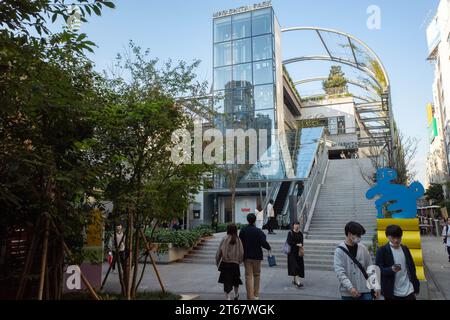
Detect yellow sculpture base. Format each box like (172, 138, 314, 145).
(377, 218, 426, 281)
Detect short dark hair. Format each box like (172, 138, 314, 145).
(247, 213, 256, 224)
(292, 221, 300, 226)
(344, 221, 366, 237)
(385, 225, 403, 238)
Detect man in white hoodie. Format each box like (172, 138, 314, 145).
(333, 221, 379, 300)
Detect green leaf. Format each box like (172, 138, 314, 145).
(51, 13, 58, 23)
(102, 1, 116, 8)
(92, 5, 101, 16)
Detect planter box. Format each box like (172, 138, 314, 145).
(153, 243, 191, 264)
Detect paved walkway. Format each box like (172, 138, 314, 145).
(422, 235, 450, 300)
(101, 261, 341, 300)
(101, 230, 342, 300)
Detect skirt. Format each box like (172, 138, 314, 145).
(218, 262, 243, 288)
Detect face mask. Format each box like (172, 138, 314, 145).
(389, 240, 401, 247)
(352, 236, 361, 244)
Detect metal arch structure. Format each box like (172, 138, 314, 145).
(281, 26, 395, 150)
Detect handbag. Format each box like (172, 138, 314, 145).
(337, 246, 376, 300)
(282, 231, 292, 254)
(267, 253, 277, 267)
(298, 246, 305, 257)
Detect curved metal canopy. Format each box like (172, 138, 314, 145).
(281, 26, 393, 149)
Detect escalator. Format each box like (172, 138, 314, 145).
(272, 181, 292, 229)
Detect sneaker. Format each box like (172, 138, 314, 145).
(253, 296, 259, 300)
(234, 294, 239, 300)
(296, 283, 304, 288)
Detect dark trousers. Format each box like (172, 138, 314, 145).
(386, 293, 416, 301)
(447, 246, 450, 261)
(112, 251, 126, 271)
(268, 217, 275, 233)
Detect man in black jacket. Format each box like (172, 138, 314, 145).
(239, 213, 271, 300)
(376, 225, 420, 300)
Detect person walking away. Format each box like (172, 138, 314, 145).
(376, 225, 420, 300)
(108, 224, 126, 273)
(333, 221, 378, 300)
(266, 199, 276, 235)
(212, 211, 219, 233)
(442, 219, 450, 263)
(287, 222, 305, 288)
(239, 213, 272, 300)
(216, 224, 244, 300)
(255, 205, 264, 230)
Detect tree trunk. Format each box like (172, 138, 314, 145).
(131, 223, 140, 299)
(126, 209, 133, 300)
(37, 217, 50, 300)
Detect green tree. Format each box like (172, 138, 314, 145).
(425, 184, 444, 204)
(322, 66, 348, 95)
(0, 0, 115, 299)
(86, 42, 210, 299)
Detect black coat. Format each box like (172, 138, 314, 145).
(375, 244, 420, 299)
(239, 224, 271, 260)
(287, 230, 304, 277)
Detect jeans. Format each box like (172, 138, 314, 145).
(244, 259, 262, 300)
(342, 293, 373, 300)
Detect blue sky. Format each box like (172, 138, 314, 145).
(77, 0, 440, 184)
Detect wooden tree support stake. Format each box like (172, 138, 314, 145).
(140, 230, 165, 293)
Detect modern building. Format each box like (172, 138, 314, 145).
(187, 1, 397, 228)
(425, 102, 448, 186)
(426, 0, 450, 186)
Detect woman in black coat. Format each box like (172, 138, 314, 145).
(287, 222, 305, 288)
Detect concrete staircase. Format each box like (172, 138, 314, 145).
(181, 234, 337, 271)
(181, 159, 377, 272)
(303, 159, 377, 269)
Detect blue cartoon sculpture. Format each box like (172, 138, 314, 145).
(366, 168, 424, 219)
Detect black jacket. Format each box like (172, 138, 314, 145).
(375, 244, 420, 299)
(239, 224, 271, 260)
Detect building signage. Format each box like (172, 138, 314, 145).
(332, 141, 358, 150)
(213, 1, 271, 18)
(428, 117, 438, 143)
(297, 118, 328, 128)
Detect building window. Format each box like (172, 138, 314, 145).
(233, 63, 253, 88)
(232, 12, 251, 39)
(214, 42, 232, 67)
(337, 117, 346, 134)
(233, 38, 252, 64)
(253, 34, 273, 61)
(214, 16, 232, 43)
(214, 66, 232, 91)
(254, 84, 274, 110)
(252, 8, 272, 36)
(253, 60, 273, 85)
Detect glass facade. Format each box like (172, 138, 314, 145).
(213, 7, 276, 188)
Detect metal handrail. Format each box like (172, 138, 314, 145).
(297, 145, 329, 232)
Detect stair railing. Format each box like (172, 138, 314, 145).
(297, 145, 329, 233)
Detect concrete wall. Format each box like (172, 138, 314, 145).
(301, 97, 356, 133)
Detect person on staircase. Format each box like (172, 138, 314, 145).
(286, 222, 305, 288)
(239, 213, 272, 300)
(215, 224, 244, 300)
(266, 199, 276, 235)
(333, 221, 377, 300)
(255, 205, 264, 230)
